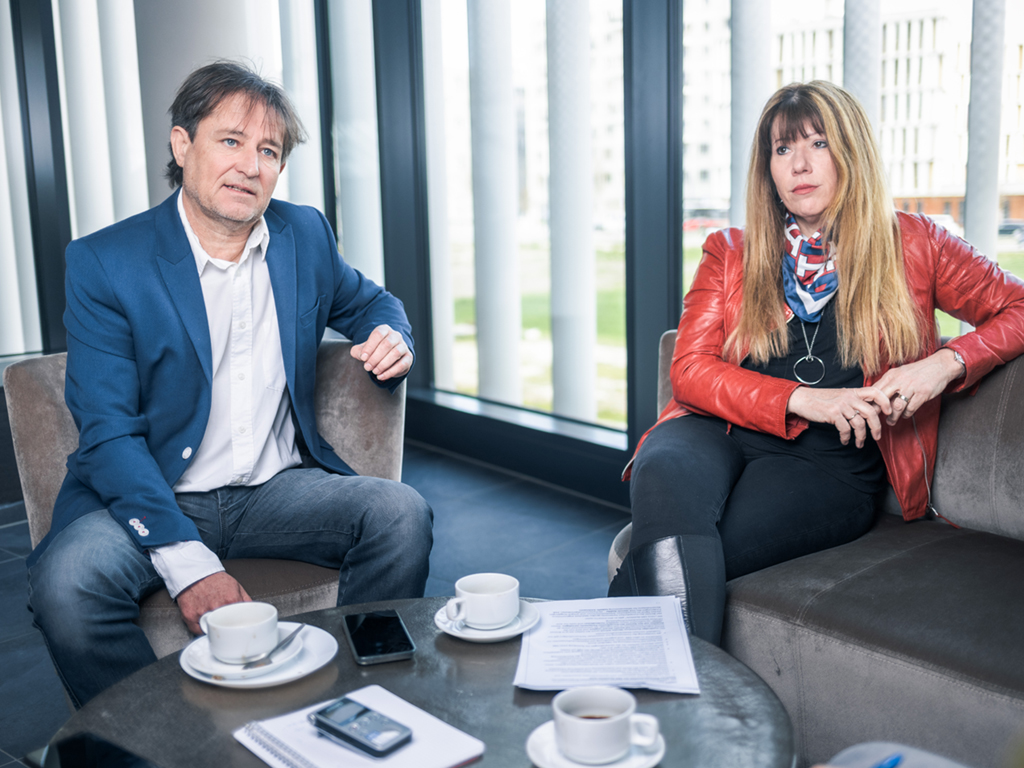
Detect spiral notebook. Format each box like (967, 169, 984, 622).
(233, 685, 484, 768)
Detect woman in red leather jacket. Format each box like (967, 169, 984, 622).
(609, 81, 1024, 645)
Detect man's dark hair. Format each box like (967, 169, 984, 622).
(164, 60, 307, 188)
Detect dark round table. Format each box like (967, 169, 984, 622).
(49, 597, 795, 767)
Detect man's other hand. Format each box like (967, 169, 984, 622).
(177, 572, 251, 635)
(350, 324, 413, 382)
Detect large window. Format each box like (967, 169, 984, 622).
(421, 0, 626, 429)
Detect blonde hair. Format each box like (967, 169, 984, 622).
(729, 80, 923, 375)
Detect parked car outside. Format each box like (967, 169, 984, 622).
(998, 220, 1024, 246)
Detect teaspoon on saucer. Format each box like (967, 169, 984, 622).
(241, 624, 306, 669)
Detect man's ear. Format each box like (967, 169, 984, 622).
(170, 126, 191, 167)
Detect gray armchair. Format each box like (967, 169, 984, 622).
(4, 338, 405, 659)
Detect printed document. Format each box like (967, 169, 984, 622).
(513, 596, 699, 694)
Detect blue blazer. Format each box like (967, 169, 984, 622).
(28, 191, 413, 567)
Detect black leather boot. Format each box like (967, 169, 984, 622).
(608, 534, 725, 645)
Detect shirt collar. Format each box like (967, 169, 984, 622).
(177, 190, 270, 275)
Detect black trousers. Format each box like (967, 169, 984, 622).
(623, 414, 879, 644)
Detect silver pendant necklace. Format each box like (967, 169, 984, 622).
(794, 320, 826, 385)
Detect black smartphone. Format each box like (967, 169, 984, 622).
(341, 609, 416, 665)
(308, 697, 412, 757)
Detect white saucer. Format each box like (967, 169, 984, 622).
(434, 599, 540, 643)
(526, 721, 666, 768)
(181, 624, 304, 680)
(180, 622, 338, 688)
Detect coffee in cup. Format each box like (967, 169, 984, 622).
(445, 573, 520, 630)
(199, 601, 278, 664)
(552, 686, 659, 765)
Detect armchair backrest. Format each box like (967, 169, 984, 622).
(3, 338, 405, 549)
(3, 354, 75, 547)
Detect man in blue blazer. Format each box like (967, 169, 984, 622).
(27, 61, 433, 706)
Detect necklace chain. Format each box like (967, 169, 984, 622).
(794, 320, 826, 385)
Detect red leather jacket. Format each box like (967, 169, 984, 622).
(627, 212, 1024, 520)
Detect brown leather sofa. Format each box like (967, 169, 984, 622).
(611, 331, 1024, 768)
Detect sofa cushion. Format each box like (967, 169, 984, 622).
(723, 515, 1024, 768)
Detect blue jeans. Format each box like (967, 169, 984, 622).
(27, 468, 432, 707)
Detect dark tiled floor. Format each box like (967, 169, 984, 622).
(0, 442, 628, 761)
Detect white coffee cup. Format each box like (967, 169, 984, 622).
(199, 601, 278, 664)
(552, 686, 660, 765)
(445, 573, 520, 630)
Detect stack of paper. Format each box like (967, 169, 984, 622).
(513, 596, 699, 694)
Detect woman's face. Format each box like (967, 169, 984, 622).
(769, 118, 838, 237)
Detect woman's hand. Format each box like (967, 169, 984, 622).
(872, 348, 964, 425)
(786, 385, 892, 447)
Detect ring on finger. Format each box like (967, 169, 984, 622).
(898, 393, 911, 404)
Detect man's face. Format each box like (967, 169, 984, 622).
(171, 93, 285, 236)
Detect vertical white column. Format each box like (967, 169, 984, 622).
(96, 0, 149, 221)
(547, 0, 595, 421)
(421, 0, 455, 391)
(0, 0, 41, 354)
(279, 0, 325, 210)
(843, 0, 882, 132)
(328, 0, 386, 286)
(729, 0, 772, 227)
(467, 0, 521, 405)
(57, 0, 116, 236)
(963, 0, 1005, 260)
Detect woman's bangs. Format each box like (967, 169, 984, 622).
(771, 95, 826, 144)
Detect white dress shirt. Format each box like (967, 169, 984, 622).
(150, 195, 302, 599)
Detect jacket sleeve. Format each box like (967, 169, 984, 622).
(316, 211, 415, 393)
(62, 240, 203, 551)
(670, 231, 807, 439)
(923, 219, 1024, 392)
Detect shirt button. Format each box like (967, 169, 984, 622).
(128, 518, 140, 526)
(239, 426, 247, 434)
(138, 528, 149, 537)
(238, 373, 245, 380)
(182, 447, 193, 459)
(239, 322, 247, 329)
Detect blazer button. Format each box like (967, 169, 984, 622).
(182, 447, 193, 460)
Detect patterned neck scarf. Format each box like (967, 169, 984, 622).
(781, 214, 838, 322)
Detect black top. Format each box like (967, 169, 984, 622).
(739, 302, 887, 493)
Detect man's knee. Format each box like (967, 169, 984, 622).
(363, 480, 433, 547)
(29, 512, 155, 632)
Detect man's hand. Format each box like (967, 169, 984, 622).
(786, 385, 892, 448)
(176, 572, 251, 635)
(350, 324, 413, 382)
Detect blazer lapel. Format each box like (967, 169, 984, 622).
(264, 207, 298, 389)
(155, 192, 213, 383)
